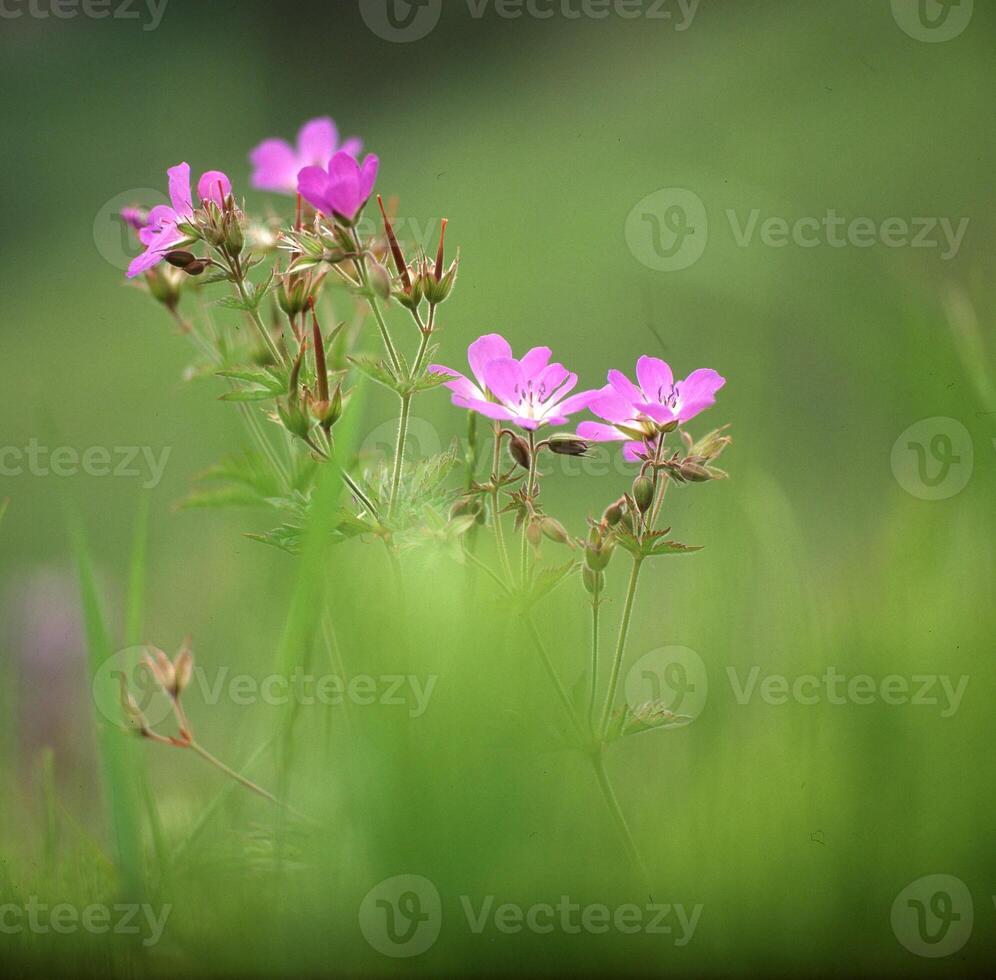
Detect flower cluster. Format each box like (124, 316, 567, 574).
(118, 112, 733, 875)
(432, 337, 726, 461)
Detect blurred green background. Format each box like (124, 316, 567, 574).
(1, 0, 994, 976)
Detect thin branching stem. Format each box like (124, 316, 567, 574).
(598, 556, 644, 740)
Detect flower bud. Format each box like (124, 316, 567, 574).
(225, 217, 245, 256)
(602, 499, 625, 526)
(451, 497, 482, 520)
(509, 436, 531, 470)
(368, 259, 392, 301)
(547, 435, 589, 457)
(146, 266, 181, 311)
(585, 537, 614, 572)
(633, 475, 655, 513)
(582, 567, 604, 596)
(278, 400, 311, 440)
(540, 517, 571, 546)
(679, 462, 712, 483)
(184, 260, 208, 276)
(526, 521, 543, 550)
(173, 641, 194, 697)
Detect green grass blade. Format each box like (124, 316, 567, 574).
(70, 514, 146, 898)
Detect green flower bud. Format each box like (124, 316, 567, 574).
(633, 475, 655, 513)
(582, 567, 604, 596)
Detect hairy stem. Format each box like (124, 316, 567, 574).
(598, 556, 644, 740)
(589, 577, 601, 735)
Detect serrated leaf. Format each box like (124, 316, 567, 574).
(349, 355, 400, 391)
(530, 560, 581, 603)
(218, 389, 279, 402)
(647, 540, 703, 557)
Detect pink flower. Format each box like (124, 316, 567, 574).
(297, 152, 379, 224)
(429, 333, 599, 431)
(126, 163, 232, 279)
(250, 117, 363, 196)
(577, 356, 725, 461)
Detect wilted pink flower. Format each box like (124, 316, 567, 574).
(249, 117, 362, 195)
(430, 333, 598, 431)
(578, 356, 725, 460)
(126, 163, 232, 279)
(297, 151, 379, 224)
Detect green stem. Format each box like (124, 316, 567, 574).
(520, 430, 538, 586)
(598, 556, 644, 740)
(230, 253, 285, 367)
(523, 614, 586, 743)
(388, 329, 432, 517)
(589, 577, 601, 735)
(388, 394, 412, 518)
(351, 228, 403, 375)
(490, 426, 514, 583)
(592, 749, 650, 888)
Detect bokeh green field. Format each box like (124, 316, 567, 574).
(1, 0, 994, 976)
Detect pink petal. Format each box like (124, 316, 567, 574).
(127, 246, 166, 278)
(607, 369, 642, 405)
(676, 398, 716, 424)
(297, 166, 331, 213)
(167, 163, 192, 217)
(512, 416, 543, 430)
(297, 117, 338, 165)
(636, 356, 674, 399)
(452, 395, 515, 421)
(623, 441, 653, 462)
(551, 389, 598, 418)
(428, 365, 483, 402)
(520, 346, 552, 378)
(534, 363, 572, 400)
(635, 401, 678, 425)
(198, 171, 232, 207)
(340, 137, 363, 159)
(589, 388, 634, 424)
(358, 154, 379, 203)
(482, 357, 525, 409)
(677, 368, 726, 404)
(467, 333, 513, 388)
(324, 152, 361, 217)
(138, 205, 178, 246)
(577, 422, 625, 443)
(249, 139, 299, 192)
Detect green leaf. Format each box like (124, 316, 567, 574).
(349, 355, 400, 392)
(218, 389, 280, 403)
(647, 539, 703, 557)
(530, 560, 581, 603)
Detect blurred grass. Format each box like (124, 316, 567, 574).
(1, 0, 994, 976)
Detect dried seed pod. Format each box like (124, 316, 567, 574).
(509, 436, 531, 470)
